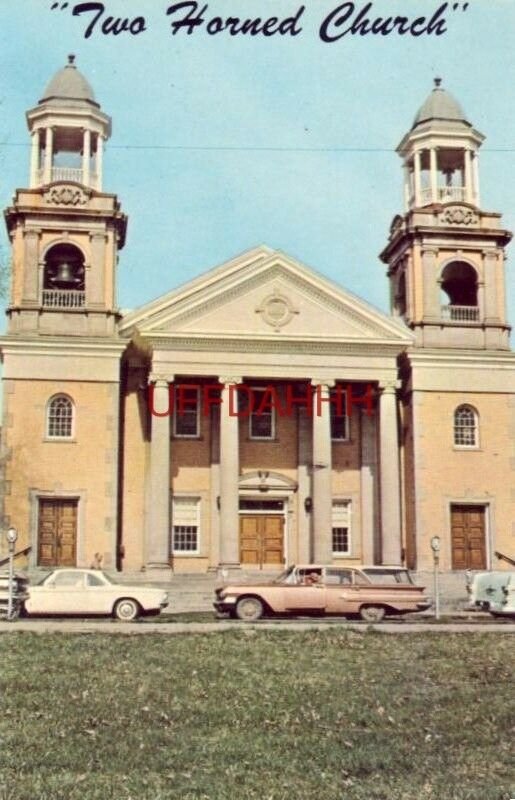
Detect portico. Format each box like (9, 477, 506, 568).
(120, 247, 411, 574)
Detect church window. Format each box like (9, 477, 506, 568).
(330, 388, 349, 441)
(173, 386, 200, 437)
(47, 394, 74, 439)
(453, 405, 479, 448)
(171, 496, 200, 554)
(249, 387, 275, 440)
(332, 500, 351, 554)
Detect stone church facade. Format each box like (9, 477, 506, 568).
(1, 59, 515, 576)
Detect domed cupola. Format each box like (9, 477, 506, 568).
(40, 55, 99, 108)
(26, 55, 111, 190)
(412, 78, 470, 129)
(397, 78, 484, 210)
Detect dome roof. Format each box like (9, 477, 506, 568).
(40, 55, 98, 107)
(412, 78, 469, 128)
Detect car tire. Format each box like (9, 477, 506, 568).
(359, 605, 386, 623)
(235, 596, 264, 622)
(113, 598, 140, 621)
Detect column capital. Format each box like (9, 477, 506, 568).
(379, 380, 401, 394)
(310, 379, 336, 390)
(148, 374, 173, 386)
(218, 376, 242, 385)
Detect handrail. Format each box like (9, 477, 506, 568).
(0, 545, 31, 568)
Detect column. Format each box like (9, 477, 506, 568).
(30, 131, 39, 188)
(464, 149, 473, 203)
(379, 383, 402, 565)
(311, 380, 334, 564)
(218, 377, 242, 568)
(88, 232, 106, 307)
(83, 129, 91, 187)
(413, 150, 422, 207)
(22, 230, 40, 304)
(208, 403, 221, 570)
(430, 148, 438, 204)
(43, 127, 53, 184)
(472, 153, 480, 206)
(422, 248, 440, 320)
(403, 165, 411, 210)
(483, 250, 499, 323)
(360, 408, 377, 564)
(96, 134, 104, 190)
(146, 377, 172, 571)
(297, 406, 312, 563)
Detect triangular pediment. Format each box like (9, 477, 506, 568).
(120, 246, 412, 346)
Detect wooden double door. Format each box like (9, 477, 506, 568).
(450, 504, 487, 570)
(38, 498, 78, 567)
(239, 515, 284, 567)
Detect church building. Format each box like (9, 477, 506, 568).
(1, 59, 514, 576)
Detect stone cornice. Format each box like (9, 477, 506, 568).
(404, 349, 515, 371)
(143, 333, 409, 357)
(0, 336, 126, 358)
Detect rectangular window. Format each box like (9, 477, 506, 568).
(330, 389, 349, 441)
(332, 500, 351, 555)
(171, 496, 200, 554)
(249, 387, 275, 440)
(173, 386, 200, 438)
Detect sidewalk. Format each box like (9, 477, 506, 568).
(1, 618, 514, 635)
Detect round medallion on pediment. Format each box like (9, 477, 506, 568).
(256, 291, 299, 330)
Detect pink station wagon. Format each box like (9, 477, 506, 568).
(214, 564, 431, 622)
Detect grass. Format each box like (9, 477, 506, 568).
(0, 631, 514, 800)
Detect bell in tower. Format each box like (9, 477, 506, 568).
(381, 79, 512, 350)
(4, 56, 126, 337)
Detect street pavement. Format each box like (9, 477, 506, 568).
(1, 618, 514, 634)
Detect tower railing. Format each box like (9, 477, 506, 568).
(42, 289, 85, 308)
(419, 186, 467, 205)
(441, 304, 480, 323)
(35, 168, 100, 189)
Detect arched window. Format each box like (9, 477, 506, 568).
(47, 395, 74, 439)
(453, 405, 478, 448)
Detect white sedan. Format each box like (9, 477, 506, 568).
(24, 569, 169, 621)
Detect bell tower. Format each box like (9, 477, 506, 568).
(4, 54, 127, 338)
(381, 78, 511, 350)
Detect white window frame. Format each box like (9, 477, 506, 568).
(331, 499, 352, 555)
(453, 404, 479, 449)
(173, 386, 201, 439)
(170, 496, 201, 555)
(46, 394, 75, 440)
(248, 386, 276, 441)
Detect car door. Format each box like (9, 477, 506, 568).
(84, 571, 114, 615)
(34, 570, 88, 614)
(325, 569, 359, 613)
(283, 568, 326, 612)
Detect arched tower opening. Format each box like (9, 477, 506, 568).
(42, 243, 85, 308)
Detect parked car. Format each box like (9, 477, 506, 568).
(0, 571, 29, 619)
(214, 564, 430, 622)
(24, 569, 169, 620)
(479, 574, 515, 618)
(465, 570, 515, 611)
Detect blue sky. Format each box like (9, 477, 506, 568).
(1, 0, 514, 317)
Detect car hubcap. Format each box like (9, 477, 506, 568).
(118, 601, 136, 619)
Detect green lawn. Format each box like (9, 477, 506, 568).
(0, 631, 513, 800)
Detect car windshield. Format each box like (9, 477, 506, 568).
(273, 566, 296, 584)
